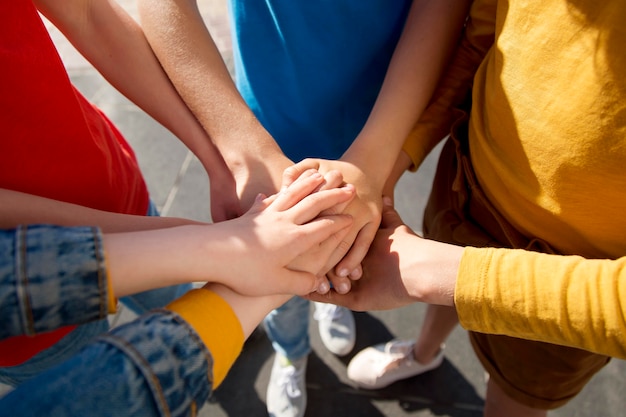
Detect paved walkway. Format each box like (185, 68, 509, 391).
(3, 2, 624, 416)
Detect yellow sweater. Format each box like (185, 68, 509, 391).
(406, 1, 626, 357)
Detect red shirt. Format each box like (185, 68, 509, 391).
(0, 0, 149, 366)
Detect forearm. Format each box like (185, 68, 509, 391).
(456, 247, 626, 359)
(35, 0, 230, 175)
(0, 189, 200, 232)
(344, 0, 471, 183)
(137, 0, 285, 177)
(403, 0, 497, 170)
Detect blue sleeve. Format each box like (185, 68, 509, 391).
(0, 310, 214, 417)
(0, 225, 109, 340)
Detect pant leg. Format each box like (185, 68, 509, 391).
(263, 296, 311, 360)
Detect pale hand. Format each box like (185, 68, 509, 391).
(283, 158, 383, 293)
(207, 169, 355, 296)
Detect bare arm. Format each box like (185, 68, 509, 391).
(35, 0, 240, 220)
(104, 170, 355, 297)
(287, 0, 471, 284)
(137, 0, 291, 210)
(0, 188, 200, 232)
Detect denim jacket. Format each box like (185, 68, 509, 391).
(0, 225, 214, 416)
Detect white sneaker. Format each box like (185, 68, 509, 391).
(347, 339, 444, 389)
(267, 354, 307, 417)
(313, 302, 356, 356)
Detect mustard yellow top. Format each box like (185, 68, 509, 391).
(457, 247, 626, 359)
(406, 0, 626, 357)
(167, 289, 244, 388)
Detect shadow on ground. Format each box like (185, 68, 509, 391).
(208, 312, 483, 416)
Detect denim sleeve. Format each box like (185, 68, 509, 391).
(0, 225, 109, 340)
(0, 310, 214, 417)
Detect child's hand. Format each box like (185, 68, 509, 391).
(207, 169, 355, 296)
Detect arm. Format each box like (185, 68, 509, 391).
(0, 173, 354, 416)
(1, 171, 353, 339)
(285, 0, 472, 283)
(0, 188, 201, 232)
(34, 0, 240, 221)
(137, 0, 291, 209)
(308, 200, 626, 360)
(0, 287, 290, 417)
(401, 0, 497, 171)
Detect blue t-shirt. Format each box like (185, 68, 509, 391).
(229, 0, 411, 161)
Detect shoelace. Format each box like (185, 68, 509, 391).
(313, 303, 343, 322)
(277, 363, 304, 398)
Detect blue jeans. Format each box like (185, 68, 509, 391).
(0, 201, 192, 386)
(263, 296, 311, 360)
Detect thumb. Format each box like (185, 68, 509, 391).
(282, 270, 319, 296)
(380, 196, 404, 228)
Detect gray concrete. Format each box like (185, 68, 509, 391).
(2, 2, 623, 416)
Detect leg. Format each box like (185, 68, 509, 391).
(413, 304, 458, 364)
(264, 296, 311, 361)
(485, 377, 547, 417)
(264, 296, 310, 417)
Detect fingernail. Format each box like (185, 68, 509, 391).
(317, 281, 329, 294)
(338, 268, 349, 277)
(350, 268, 361, 279)
(383, 196, 393, 206)
(337, 282, 351, 294)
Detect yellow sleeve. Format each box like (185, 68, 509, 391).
(455, 246, 626, 359)
(166, 289, 244, 388)
(402, 0, 497, 170)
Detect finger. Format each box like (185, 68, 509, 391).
(293, 216, 353, 255)
(327, 269, 353, 295)
(244, 192, 272, 215)
(271, 170, 325, 211)
(380, 196, 405, 229)
(289, 184, 356, 225)
(305, 291, 357, 311)
(278, 270, 319, 296)
(312, 220, 352, 265)
(334, 222, 379, 279)
(315, 169, 344, 192)
(314, 275, 332, 295)
(281, 159, 320, 190)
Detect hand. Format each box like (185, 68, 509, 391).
(208, 166, 242, 222)
(208, 169, 355, 296)
(232, 151, 294, 211)
(283, 158, 383, 293)
(306, 197, 462, 309)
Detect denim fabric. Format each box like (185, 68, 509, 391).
(0, 202, 191, 386)
(0, 310, 214, 417)
(0, 225, 108, 339)
(263, 296, 311, 360)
